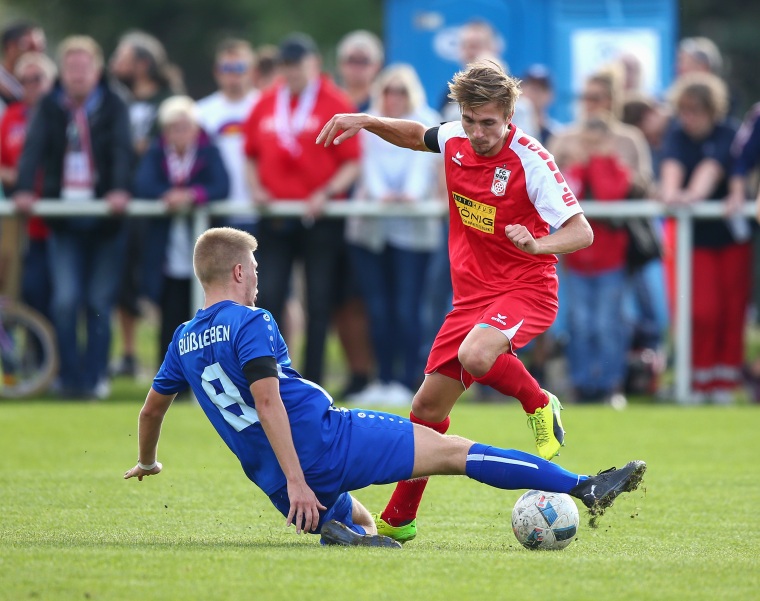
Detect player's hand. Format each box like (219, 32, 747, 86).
(505, 224, 540, 254)
(124, 462, 163, 481)
(285, 479, 326, 534)
(316, 113, 368, 147)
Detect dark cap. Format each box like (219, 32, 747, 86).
(279, 33, 318, 64)
(522, 63, 552, 87)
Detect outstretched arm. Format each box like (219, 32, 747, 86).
(124, 387, 175, 481)
(316, 113, 430, 152)
(251, 377, 326, 533)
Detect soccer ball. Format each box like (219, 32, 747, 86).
(511, 490, 579, 550)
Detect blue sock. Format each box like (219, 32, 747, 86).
(465, 443, 587, 493)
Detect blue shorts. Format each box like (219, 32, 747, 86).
(268, 408, 415, 534)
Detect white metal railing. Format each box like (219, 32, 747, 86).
(0, 198, 755, 404)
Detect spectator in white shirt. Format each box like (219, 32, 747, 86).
(346, 64, 442, 405)
(197, 39, 260, 234)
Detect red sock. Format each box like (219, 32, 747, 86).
(381, 413, 450, 527)
(473, 353, 547, 413)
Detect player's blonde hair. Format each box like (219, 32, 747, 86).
(447, 59, 521, 118)
(193, 227, 258, 287)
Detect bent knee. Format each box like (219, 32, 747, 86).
(458, 344, 495, 378)
(411, 391, 447, 422)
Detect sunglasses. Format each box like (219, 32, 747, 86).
(20, 74, 44, 85)
(383, 86, 408, 96)
(343, 55, 372, 66)
(217, 61, 248, 74)
(580, 93, 606, 103)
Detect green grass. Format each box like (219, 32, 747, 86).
(1, 401, 758, 601)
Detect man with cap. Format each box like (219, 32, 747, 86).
(242, 32, 360, 386)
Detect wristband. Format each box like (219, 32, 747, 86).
(138, 460, 157, 471)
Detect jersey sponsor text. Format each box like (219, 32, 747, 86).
(452, 192, 496, 234)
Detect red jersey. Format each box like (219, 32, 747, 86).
(0, 102, 48, 240)
(433, 122, 583, 309)
(243, 74, 359, 200)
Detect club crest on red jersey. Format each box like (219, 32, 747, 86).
(491, 167, 511, 196)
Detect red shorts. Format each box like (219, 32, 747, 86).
(425, 289, 558, 388)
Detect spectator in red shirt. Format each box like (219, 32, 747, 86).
(243, 33, 360, 385)
(0, 51, 56, 321)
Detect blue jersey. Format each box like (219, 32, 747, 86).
(152, 300, 348, 495)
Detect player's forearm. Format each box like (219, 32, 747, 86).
(256, 395, 307, 484)
(537, 214, 594, 254)
(363, 116, 430, 152)
(137, 388, 174, 464)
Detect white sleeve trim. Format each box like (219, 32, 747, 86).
(437, 121, 466, 153)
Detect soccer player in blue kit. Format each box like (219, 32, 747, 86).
(124, 227, 646, 547)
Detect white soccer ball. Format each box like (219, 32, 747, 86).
(511, 490, 579, 550)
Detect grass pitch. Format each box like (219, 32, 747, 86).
(1, 399, 758, 601)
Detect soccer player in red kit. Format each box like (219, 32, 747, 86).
(317, 59, 593, 543)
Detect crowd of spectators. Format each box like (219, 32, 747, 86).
(1, 18, 759, 405)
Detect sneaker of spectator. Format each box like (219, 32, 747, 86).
(344, 380, 387, 406)
(110, 354, 138, 378)
(384, 381, 415, 407)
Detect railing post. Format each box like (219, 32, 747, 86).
(191, 207, 211, 312)
(673, 207, 694, 404)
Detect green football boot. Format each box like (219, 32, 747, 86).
(527, 390, 565, 461)
(373, 513, 417, 543)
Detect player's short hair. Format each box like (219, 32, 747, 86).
(194, 227, 259, 287)
(57, 35, 103, 71)
(447, 58, 521, 118)
(668, 71, 728, 122)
